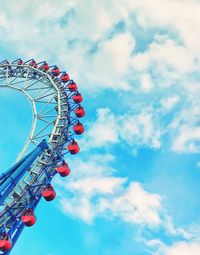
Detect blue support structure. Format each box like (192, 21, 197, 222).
(3, 186, 44, 255)
(0, 140, 48, 254)
(0, 140, 48, 205)
(0, 151, 35, 185)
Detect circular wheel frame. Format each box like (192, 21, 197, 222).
(0, 59, 85, 246)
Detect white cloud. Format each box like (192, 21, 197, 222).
(125, 0, 200, 50)
(55, 154, 162, 226)
(172, 127, 200, 153)
(143, 221, 200, 255)
(82, 108, 119, 150)
(157, 242, 200, 255)
(67, 176, 125, 196)
(0, 14, 6, 28)
(160, 95, 180, 112)
(168, 102, 200, 153)
(141, 74, 154, 93)
(132, 37, 196, 88)
(86, 32, 135, 90)
(82, 97, 200, 154)
(120, 108, 161, 150)
(81, 107, 161, 153)
(101, 182, 161, 226)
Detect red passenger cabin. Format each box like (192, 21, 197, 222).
(42, 185, 56, 201)
(56, 162, 71, 177)
(0, 234, 12, 252)
(67, 140, 80, 155)
(29, 59, 37, 68)
(51, 66, 60, 76)
(18, 59, 23, 65)
(68, 82, 78, 91)
(73, 122, 84, 135)
(21, 209, 36, 227)
(72, 92, 83, 103)
(74, 106, 85, 118)
(61, 73, 70, 83)
(39, 62, 49, 71)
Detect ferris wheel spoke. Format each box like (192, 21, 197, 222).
(37, 117, 54, 124)
(36, 100, 57, 105)
(38, 102, 56, 115)
(34, 91, 56, 101)
(39, 115, 57, 119)
(8, 77, 33, 87)
(33, 120, 55, 138)
(25, 86, 50, 91)
(23, 76, 46, 90)
(33, 133, 51, 140)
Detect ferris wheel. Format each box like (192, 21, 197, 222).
(0, 58, 85, 254)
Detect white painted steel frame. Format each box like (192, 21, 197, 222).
(0, 62, 79, 231)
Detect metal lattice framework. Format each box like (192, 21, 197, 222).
(0, 59, 85, 254)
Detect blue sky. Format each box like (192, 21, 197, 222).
(0, 0, 200, 254)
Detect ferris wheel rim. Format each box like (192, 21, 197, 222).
(0, 59, 85, 239)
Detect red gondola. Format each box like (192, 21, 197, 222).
(68, 82, 78, 91)
(39, 62, 49, 71)
(42, 185, 56, 201)
(72, 92, 83, 103)
(73, 122, 84, 135)
(56, 162, 71, 177)
(18, 59, 23, 65)
(0, 234, 12, 252)
(51, 66, 60, 76)
(21, 209, 36, 227)
(74, 106, 85, 118)
(29, 59, 37, 68)
(61, 73, 70, 83)
(67, 140, 80, 154)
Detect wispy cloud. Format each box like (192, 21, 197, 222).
(81, 107, 161, 153)
(55, 154, 162, 226)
